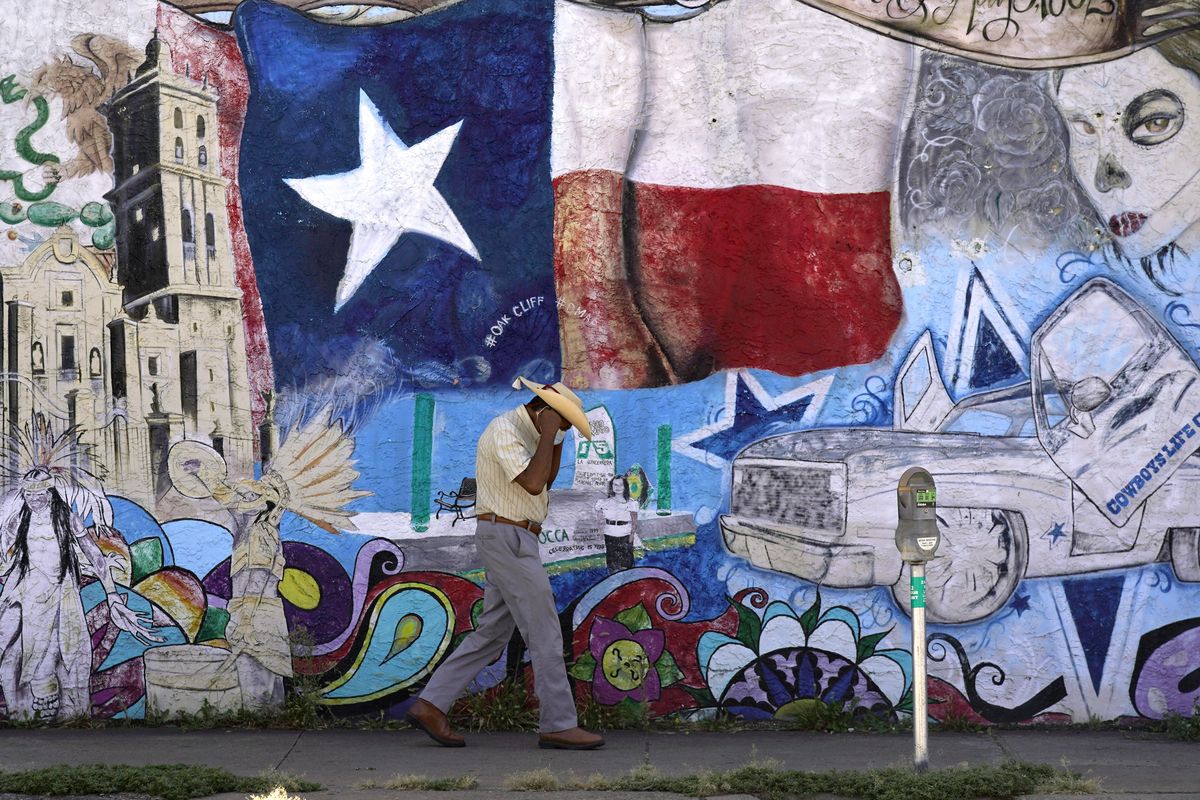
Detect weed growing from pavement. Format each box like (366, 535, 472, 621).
(769, 698, 910, 733)
(577, 695, 651, 730)
(1035, 759, 1103, 793)
(1161, 703, 1200, 741)
(499, 761, 1096, 799)
(932, 707, 987, 733)
(0, 764, 318, 800)
(449, 674, 540, 732)
(356, 774, 479, 790)
(504, 767, 562, 791)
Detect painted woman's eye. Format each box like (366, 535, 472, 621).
(1072, 119, 1097, 135)
(1124, 90, 1184, 146)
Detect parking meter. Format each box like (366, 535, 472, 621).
(895, 466, 939, 774)
(895, 467, 940, 562)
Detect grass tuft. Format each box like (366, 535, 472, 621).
(358, 774, 479, 791)
(449, 675, 540, 732)
(1032, 759, 1102, 794)
(1161, 702, 1200, 741)
(498, 760, 1093, 800)
(0, 764, 319, 800)
(503, 767, 562, 791)
(578, 696, 651, 731)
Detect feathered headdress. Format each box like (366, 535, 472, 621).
(265, 408, 371, 534)
(0, 413, 112, 526)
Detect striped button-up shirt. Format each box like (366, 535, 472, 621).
(475, 405, 549, 523)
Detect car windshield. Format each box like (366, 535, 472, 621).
(1021, 391, 1067, 435)
(942, 409, 1013, 436)
(1039, 290, 1149, 387)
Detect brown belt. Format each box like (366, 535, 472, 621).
(477, 512, 542, 536)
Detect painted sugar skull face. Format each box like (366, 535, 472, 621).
(1055, 46, 1200, 259)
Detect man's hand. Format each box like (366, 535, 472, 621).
(536, 407, 565, 438)
(516, 406, 568, 495)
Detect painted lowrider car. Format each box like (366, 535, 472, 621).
(720, 278, 1200, 623)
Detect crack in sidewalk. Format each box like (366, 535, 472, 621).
(273, 730, 303, 773)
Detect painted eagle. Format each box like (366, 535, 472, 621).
(29, 33, 143, 179)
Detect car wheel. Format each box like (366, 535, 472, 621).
(891, 507, 1028, 624)
(1170, 528, 1200, 582)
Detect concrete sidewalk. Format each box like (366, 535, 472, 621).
(0, 728, 1197, 799)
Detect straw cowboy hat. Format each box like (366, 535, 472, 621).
(512, 377, 593, 441)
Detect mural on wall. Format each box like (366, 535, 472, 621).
(1, 0, 1199, 728)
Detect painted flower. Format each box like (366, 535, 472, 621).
(570, 604, 683, 705)
(698, 590, 911, 721)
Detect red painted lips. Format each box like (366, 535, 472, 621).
(1109, 212, 1148, 237)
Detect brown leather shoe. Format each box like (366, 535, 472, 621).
(538, 726, 605, 750)
(405, 698, 465, 747)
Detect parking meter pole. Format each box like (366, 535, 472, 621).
(911, 561, 929, 773)
(895, 467, 940, 776)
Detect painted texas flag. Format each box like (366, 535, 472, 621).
(234, 0, 911, 396)
(235, 0, 559, 398)
(553, 0, 913, 388)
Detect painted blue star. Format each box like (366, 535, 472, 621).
(689, 375, 814, 462)
(1010, 591, 1032, 616)
(1042, 522, 1067, 548)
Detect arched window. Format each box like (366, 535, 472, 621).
(181, 208, 194, 243)
(174, 137, 183, 163)
(198, 145, 207, 167)
(205, 212, 216, 258)
(196, 115, 206, 138)
(174, 108, 183, 128)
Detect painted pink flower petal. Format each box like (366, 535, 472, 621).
(591, 663, 630, 706)
(634, 628, 665, 664)
(629, 665, 662, 703)
(590, 616, 632, 660)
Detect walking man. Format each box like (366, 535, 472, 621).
(406, 378, 605, 750)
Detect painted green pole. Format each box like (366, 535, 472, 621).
(656, 424, 671, 515)
(412, 393, 434, 532)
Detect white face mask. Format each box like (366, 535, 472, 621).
(554, 428, 567, 446)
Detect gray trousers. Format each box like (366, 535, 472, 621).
(419, 518, 578, 733)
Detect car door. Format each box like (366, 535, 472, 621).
(1031, 279, 1200, 526)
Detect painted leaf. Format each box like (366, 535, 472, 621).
(800, 588, 823, 638)
(655, 650, 684, 687)
(730, 596, 762, 650)
(26, 201, 77, 227)
(129, 538, 164, 585)
(470, 598, 484, 629)
(682, 684, 717, 707)
(0, 201, 26, 224)
(568, 652, 597, 681)
(79, 201, 114, 227)
(615, 603, 653, 633)
(856, 630, 890, 663)
(91, 219, 116, 250)
(195, 606, 230, 644)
